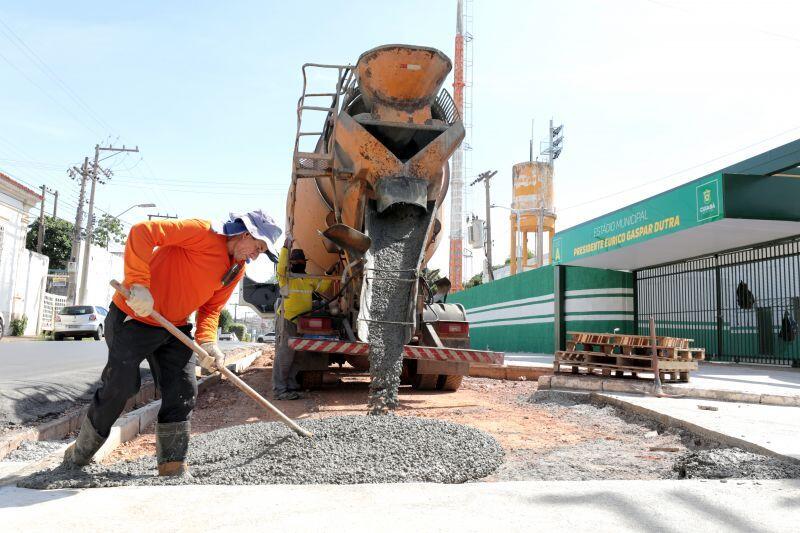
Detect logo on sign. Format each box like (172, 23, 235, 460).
(696, 179, 720, 221)
(552, 238, 562, 263)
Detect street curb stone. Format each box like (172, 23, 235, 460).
(539, 375, 800, 407)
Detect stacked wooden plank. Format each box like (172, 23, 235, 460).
(555, 331, 705, 383)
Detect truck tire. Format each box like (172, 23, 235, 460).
(437, 374, 463, 391)
(412, 373, 438, 390)
(298, 370, 324, 390)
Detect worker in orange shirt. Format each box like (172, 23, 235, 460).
(62, 210, 280, 477)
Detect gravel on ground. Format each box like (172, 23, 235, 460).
(18, 415, 503, 489)
(4, 440, 65, 462)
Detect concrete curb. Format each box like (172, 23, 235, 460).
(0, 380, 159, 461)
(538, 374, 800, 407)
(469, 363, 551, 381)
(590, 392, 800, 465)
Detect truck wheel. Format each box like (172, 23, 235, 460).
(437, 374, 463, 391)
(412, 373, 438, 390)
(298, 371, 323, 390)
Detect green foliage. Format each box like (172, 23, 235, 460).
(93, 214, 126, 247)
(26, 216, 74, 270)
(242, 332, 251, 342)
(503, 250, 535, 266)
(464, 273, 483, 289)
(219, 309, 234, 333)
(421, 268, 441, 285)
(228, 323, 246, 341)
(10, 315, 28, 336)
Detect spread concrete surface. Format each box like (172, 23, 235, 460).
(1, 479, 798, 532)
(599, 392, 800, 461)
(18, 416, 503, 489)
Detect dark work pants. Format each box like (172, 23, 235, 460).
(87, 303, 197, 438)
(272, 317, 299, 394)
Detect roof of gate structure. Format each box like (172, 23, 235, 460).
(553, 138, 800, 271)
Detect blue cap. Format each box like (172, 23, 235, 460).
(212, 209, 282, 263)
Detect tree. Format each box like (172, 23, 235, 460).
(93, 214, 126, 248)
(219, 309, 233, 333)
(504, 250, 535, 266)
(421, 267, 441, 285)
(464, 273, 483, 289)
(26, 216, 74, 270)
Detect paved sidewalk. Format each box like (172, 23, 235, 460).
(1, 479, 798, 532)
(511, 352, 800, 399)
(598, 392, 800, 462)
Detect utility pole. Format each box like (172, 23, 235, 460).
(36, 185, 58, 253)
(470, 170, 497, 281)
(78, 144, 139, 304)
(37, 185, 46, 253)
(67, 158, 89, 304)
(52, 190, 58, 218)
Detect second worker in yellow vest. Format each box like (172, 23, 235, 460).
(273, 238, 332, 399)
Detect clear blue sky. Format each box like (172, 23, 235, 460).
(1, 0, 798, 281)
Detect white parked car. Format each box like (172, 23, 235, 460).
(54, 305, 108, 341)
(257, 331, 276, 343)
(218, 331, 239, 342)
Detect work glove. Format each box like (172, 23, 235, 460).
(126, 284, 154, 317)
(199, 342, 226, 372)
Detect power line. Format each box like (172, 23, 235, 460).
(0, 16, 116, 134)
(642, 0, 800, 46)
(557, 124, 800, 213)
(0, 48, 104, 138)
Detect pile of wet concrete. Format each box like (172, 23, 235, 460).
(19, 415, 504, 489)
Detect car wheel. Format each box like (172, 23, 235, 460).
(94, 326, 103, 341)
(54, 334, 63, 341)
(0, 320, 4, 341)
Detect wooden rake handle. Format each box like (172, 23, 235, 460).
(110, 280, 312, 438)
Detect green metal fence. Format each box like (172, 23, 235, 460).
(635, 235, 800, 366)
(450, 265, 634, 354)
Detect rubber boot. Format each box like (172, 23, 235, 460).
(156, 421, 192, 478)
(63, 416, 107, 468)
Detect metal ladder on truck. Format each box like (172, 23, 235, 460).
(289, 63, 355, 227)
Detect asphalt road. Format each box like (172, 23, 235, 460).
(0, 340, 141, 426)
(0, 340, 253, 427)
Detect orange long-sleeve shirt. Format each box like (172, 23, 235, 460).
(112, 219, 245, 344)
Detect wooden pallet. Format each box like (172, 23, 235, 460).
(552, 362, 690, 383)
(565, 332, 704, 361)
(555, 349, 697, 383)
(556, 350, 697, 371)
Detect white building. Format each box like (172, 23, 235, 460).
(0, 171, 48, 336)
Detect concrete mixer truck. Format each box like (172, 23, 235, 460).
(242, 44, 503, 411)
